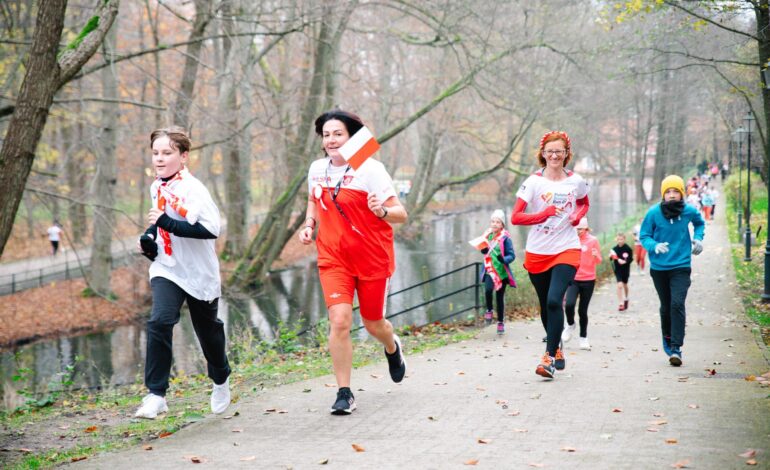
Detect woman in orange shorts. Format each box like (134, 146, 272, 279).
(511, 131, 589, 379)
(299, 110, 408, 415)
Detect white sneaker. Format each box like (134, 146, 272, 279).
(135, 393, 168, 419)
(579, 337, 591, 350)
(561, 323, 576, 342)
(211, 377, 231, 414)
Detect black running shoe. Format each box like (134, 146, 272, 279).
(386, 334, 406, 383)
(330, 387, 356, 415)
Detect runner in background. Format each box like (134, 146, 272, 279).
(46, 222, 63, 256)
(477, 209, 517, 335)
(511, 130, 589, 379)
(299, 110, 407, 415)
(609, 233, 633, 311)
(562, 217, 601, 350)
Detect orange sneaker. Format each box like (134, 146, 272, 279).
(536, 353, 555, 378)
(554, 348, 566, 370)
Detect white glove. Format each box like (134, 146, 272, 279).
(654, 242, 669, 254)
(691, 239, 703, 255)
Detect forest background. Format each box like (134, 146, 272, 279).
(0, 0, 764, 317)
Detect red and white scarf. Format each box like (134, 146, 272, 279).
(156, 169, 193, 257)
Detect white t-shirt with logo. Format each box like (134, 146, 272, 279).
(516, 170, 589, 255)
(148, 169, 221, 301)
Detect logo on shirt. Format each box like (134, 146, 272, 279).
(540, 192, 553, 204)
(343, 175, 354, 186)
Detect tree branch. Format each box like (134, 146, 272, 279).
(663, 0, 758, 41)
(53, 96, 166, 110)
(646, 46, 759, 67)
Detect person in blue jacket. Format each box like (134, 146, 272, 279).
(478, 209, 517, 334)
(640, 175, 705, 367)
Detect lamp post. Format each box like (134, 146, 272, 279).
(733, 127, 745, 235)
(744, 111, 754, 262)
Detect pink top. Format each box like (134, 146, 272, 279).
(575, 232, 602, 281)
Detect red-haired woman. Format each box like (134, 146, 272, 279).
(511, 131, 589, 379)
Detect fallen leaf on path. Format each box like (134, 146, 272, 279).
(476, 386, 486, 391)
(318, 458, 329, 464)
(649, 397, 660, 401)
(232, 428, 243, 433)
(528, 464, 544, 468)
(159, 431, 173, 438)
(665, 438, 678, 444)
(650, 420, 668, 425)
(457, 371, 466, 375)
(303, 388, 312, 393)
(496, 399, 508, 405)
(740, 450, 757, 458)
(671, 459, 690, 468)
(240, 456, 256, 461)
(647, 428, 659, 432)
(264, 408, 277, 413)
(428, 416, 438, 421)
(653, 412, 665, 417)
(370, 374, 383, 379)
(58, 425, 70, 430)
(678, 377, 689, 382)
(508, 410, 520, 416)
(688, 404, 699, 409)
(184, 456, 204, 463)
(278, 409, 288, 414)
(143, 445, 153, 451)
(464, 459, 479, 465)
(745, 375, 756, 381)
(352, 444, 365, 452)
(477, 438, 491, 444)
(19, 448, 32, 453)
(561, 446, 576, 452)
(747, 458, 758, 465)
(434, 382, 447, 385)
(513, 428, 528, 433)
(612, 408, 623, 413)
(84, 426, 98, 433)
(324, 383, 336, 387)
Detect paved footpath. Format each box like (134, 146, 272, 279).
(73, 197, 770, 469)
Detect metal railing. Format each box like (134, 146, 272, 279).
(299, 262, 483, 337)
(0, 252, 134, 296)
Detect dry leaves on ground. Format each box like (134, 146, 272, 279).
(351, 444, 365, 452)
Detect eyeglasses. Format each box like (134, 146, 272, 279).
(543, 149, 567, 157)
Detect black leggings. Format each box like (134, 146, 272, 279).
(483, 274, 507, 322)
(564, 279, 595, 338)
(528, 264, 577, 356)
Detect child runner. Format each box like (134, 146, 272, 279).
(511, 130, 589, 379)
(632, 218, 646, 273)
(562, 217, 601, 350)
(609, 233, 633, 311)
(478, 209, 517, 334)
(134, 127, 231, 419)
(640, 175, 705, 366)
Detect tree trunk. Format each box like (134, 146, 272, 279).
(755, 0, 770, 181)
(89, 23, 119, 296)
(169, 0, 213, 129)
(220, 2, 248, 257)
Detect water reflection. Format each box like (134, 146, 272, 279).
(1, 177, 646, 410)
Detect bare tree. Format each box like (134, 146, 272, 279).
(0, 0, 120, 259)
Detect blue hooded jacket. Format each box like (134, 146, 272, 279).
(640, 202, 705, 271)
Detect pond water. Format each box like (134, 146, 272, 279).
(0, 177, 650, 410)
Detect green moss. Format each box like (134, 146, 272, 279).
(58, 16, 100, 58)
